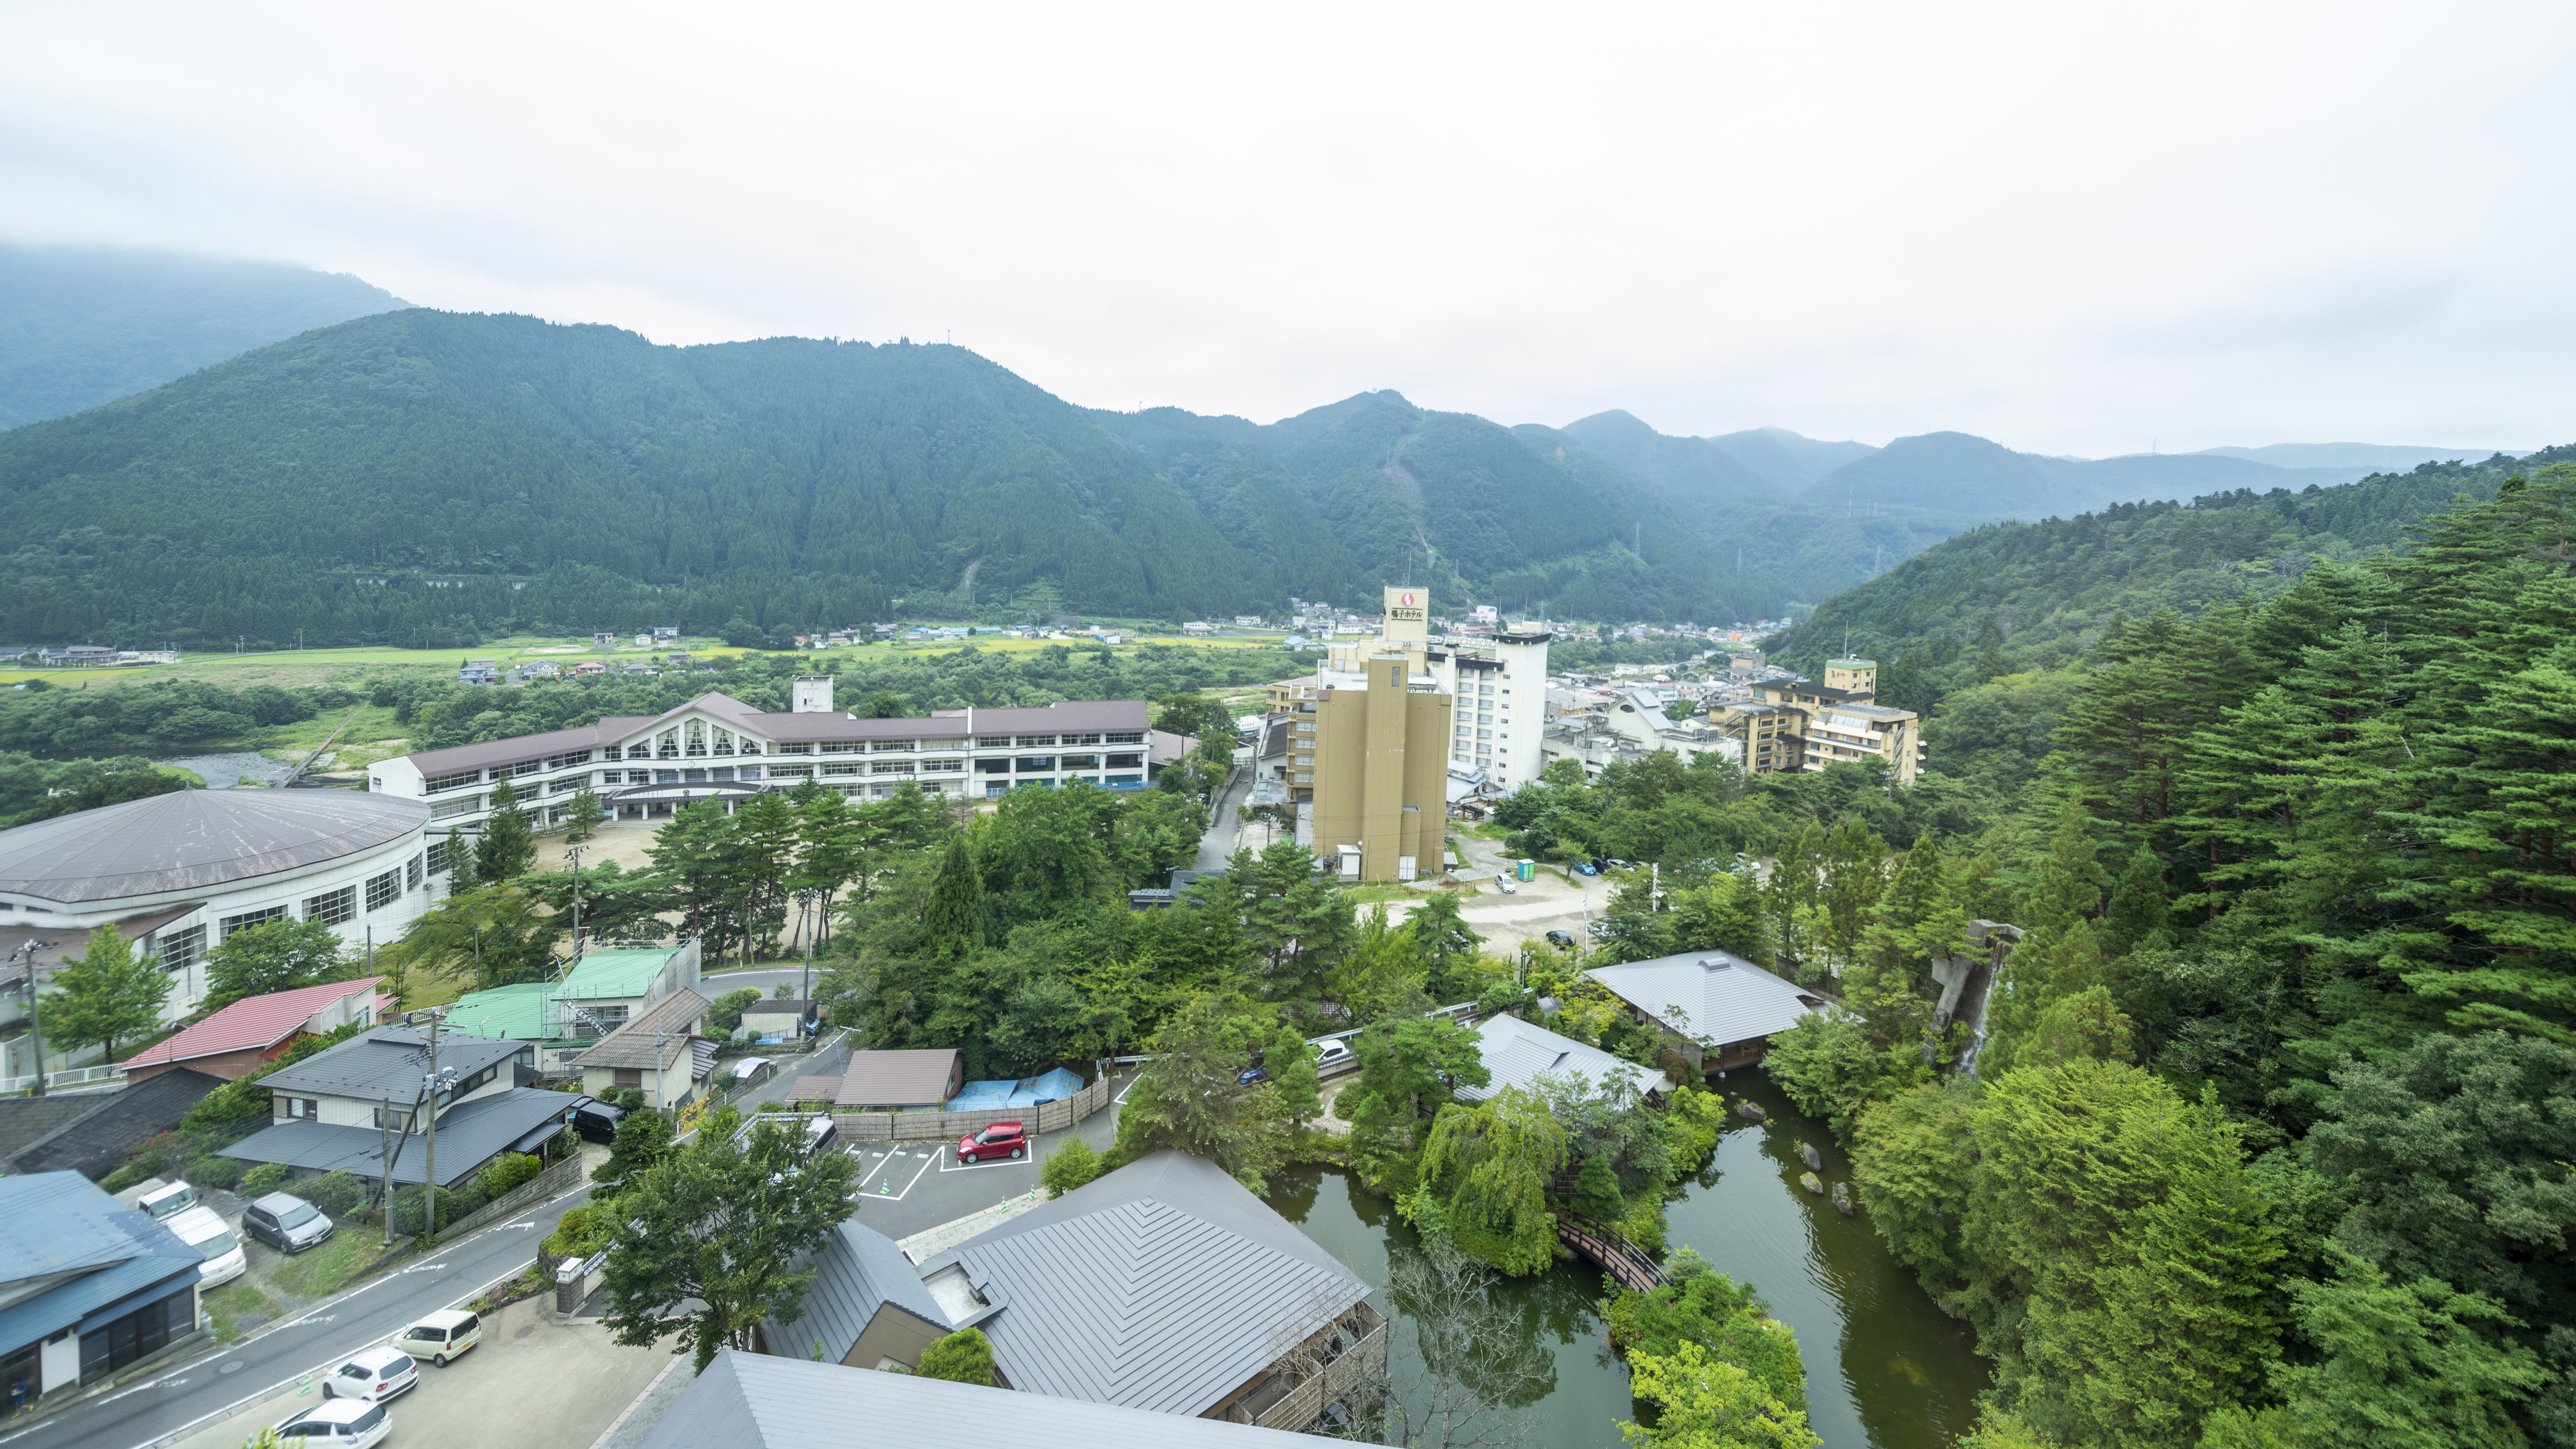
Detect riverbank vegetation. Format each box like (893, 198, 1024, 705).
(1732, 470, 2576, 1447)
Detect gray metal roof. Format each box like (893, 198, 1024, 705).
(569, 989, 709, 1070)
(916, 1151, 1368, 1417)
(219, 1087, 580, 1188)
(1458, 1013, 1660, 1102)
(834, 1049, 957, 1107)
(1587, 951, 1824, 1045)
(258, 1027, 523, 1101)
(0, 790, 428, 905)
(760, 1220, 948, 1361)
(644, 1350, 1319, 1449)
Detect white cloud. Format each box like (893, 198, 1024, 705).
(2, 1, 2568, 454)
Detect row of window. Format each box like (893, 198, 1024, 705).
(980, 775, 1146, 796)
(209, 849, 444, 945)
(436, 731, 1150, 792)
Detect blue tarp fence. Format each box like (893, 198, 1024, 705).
(946, 1068, 1088, 1112)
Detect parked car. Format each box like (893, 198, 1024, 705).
(1237, 1064, 1269, 1086)
(244, 1192, 334, 1254)
(133, 1179, 198, 1220)
(165, 1203, 246, 1288)
(571, 1099, 628, 1144)
(397, 1309, 482, 1367)
(1544, 930, 1577, 949)
(270, 1397, 391, 1448)
(956, 1122, 1028, 1164)
(323, 1345, 418, 1403)
(1571, 861, 1599, 876)
(1492, 873, 1517, 894)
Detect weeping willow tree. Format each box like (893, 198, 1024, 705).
(1407, 1086, 1569, 1275)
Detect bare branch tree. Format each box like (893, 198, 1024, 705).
(1332, 1235, 1554, 1448)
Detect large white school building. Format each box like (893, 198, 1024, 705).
(368, 678, 1189, 833)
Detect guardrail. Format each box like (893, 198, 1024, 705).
(0, 1063, 126, 1094)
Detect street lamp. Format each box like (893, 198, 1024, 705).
(12, 940, 53, 1096)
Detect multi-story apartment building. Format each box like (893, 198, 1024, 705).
(370, 678, 1181, 832)
(1707, 657, 1921, 783)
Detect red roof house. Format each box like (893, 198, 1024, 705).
(120, 977, 391, 1082)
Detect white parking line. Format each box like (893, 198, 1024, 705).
(853, 1146, 940, 1202)
(938, 1150, 1032, 1173)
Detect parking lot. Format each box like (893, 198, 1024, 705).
(829, 1073, 1130, 1245)
(166, 1291, 671, 1449)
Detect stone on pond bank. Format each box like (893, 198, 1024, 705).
(1798, 1140, 1821, 1171)
(1799, 1171, 1823, 1196)
(1737, 1102, 1768, 1123)
(1832, 1181, 1853, 1215)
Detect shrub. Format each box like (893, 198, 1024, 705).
(543, 1203, 614, 1258)
(101, 1160, 156, 1194)
(239, 1162, 293, 1197)
(1040, 1136, 1104, 1199)
(302, 1171, 366, 1216)
(189, 1155, 244, 1190)
(476, 1153, 543, 1198)
(707, 987, 762, 1038)
(387, 1182, 489, 1237)
(914, 1328, 995, 1386)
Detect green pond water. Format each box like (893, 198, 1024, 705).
(1272, 1071, 1989, 1447)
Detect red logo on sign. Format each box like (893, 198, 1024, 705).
(1400, 592, 1416, 606)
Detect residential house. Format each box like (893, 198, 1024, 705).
(738, 998, 813, 1042)
(905, 1151, 1384, 1430)
(643, 1352, 1324, 1449)
(1459, 1013, 1661, 1104)
(0, 1069, 222, 1181)
(0, 1173, 204, 1407)
(119, 977, 389, 1082)
(218, 1027, 580, 1191)
(1586, 951, 1825, 1072)
(571, 989, 712, 1110)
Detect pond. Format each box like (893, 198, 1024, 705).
(1270, 1070, 1988, 1447)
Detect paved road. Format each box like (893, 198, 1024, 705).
(8, 1183, 599, 1449)
(1190, 752, 1256, 877)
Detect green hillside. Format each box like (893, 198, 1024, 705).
(1764, 449, 2573, 703)
(0, 243, 406, 429)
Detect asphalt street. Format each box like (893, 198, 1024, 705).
(8, 1180, 599, 1449)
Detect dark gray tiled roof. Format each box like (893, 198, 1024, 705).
(0, 1096, 103, 1162)
(6, 1069, 223, 1181)
(917, 1151, 1367, 1417)
(643, 1350, 1318, 1449)
(0, 791, 427, 904)
(760, 1220, 947, 1361)
(220, 1087, 581, 1188)
(258, 1027, 523, 1101)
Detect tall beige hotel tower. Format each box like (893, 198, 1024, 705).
(1273, 588, 1550, 882)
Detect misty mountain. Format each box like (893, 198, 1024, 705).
(1795, 430, 2371, 520)
(2191, 441, 2502, 471)
(0, 243, 408, 429)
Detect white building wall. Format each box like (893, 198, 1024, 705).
(1490, 633, 1550, 791)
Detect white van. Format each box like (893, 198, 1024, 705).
(121, 1178, 198, 1221)
(165, 1204, 246, 1288)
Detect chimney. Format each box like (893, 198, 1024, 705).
(791, 676, 834, 714)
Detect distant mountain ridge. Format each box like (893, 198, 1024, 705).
(0, 243, 408, 429)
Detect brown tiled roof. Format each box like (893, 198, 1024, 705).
(834, 1049, 958, 1107)
(787, 1076, 843, 1103)
(570, 988, 710, 1071)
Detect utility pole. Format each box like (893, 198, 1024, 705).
(378, 1096, 395, 1247)
(795, 889, 818, 1019)
(564, 844, 587, 957)
(14, 941, 52, 1095)
(420, 1012, 455, 1240)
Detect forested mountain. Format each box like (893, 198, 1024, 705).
(0, 243, 405, 429)
(1764, 449, 2573, 697)
(1795, 430, 2382, 520)
(0, 301, 2502, 648)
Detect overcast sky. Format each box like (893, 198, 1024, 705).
(5, 3, 2569, 455)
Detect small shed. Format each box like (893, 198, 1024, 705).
(834, 1050, 962, 1111)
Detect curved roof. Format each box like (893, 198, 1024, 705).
(0, 789, 429, 904)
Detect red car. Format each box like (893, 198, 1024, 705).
(957, 1122, 1027, 1164)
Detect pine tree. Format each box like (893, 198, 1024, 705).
(474, 776, 537, 884)
(1268, 1020, 1321, 1127)
(563, 782, 605, 843)
(923, 835, 985, 965)
(1766, 823, 1825, 983)
(2100, 845, 2170, 957)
